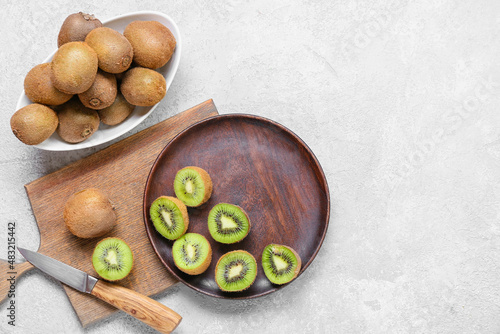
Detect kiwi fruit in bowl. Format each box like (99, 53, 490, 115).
(150, 196, 188, 240)
(56, 98, 100, 143)
(85, 27, 133, 74)
(58, 12, 102, 47)
(24, 63, 73, 106)
(120, 67, 166, 106)
(173, 166, 212, 207)
(98, 92, 135, 126)
(172, 233, 212, 275)
(63, 188, 116, 238)
(208, 203, 251, 244)
(51, 41, 98, 94)
(78, 70, 117, 110)
(10, 104, 59, 145)
(262, 244, 302, 285)
(92, 237, 133, 281)
(124, 20, 176, 69)
(215, 250, 257, 292)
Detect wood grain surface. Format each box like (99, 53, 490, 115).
(0, 100, 218, 327)
(143, 114, 330, 299)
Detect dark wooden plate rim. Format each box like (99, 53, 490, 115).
(143, 113, 330, 299)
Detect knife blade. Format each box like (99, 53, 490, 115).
(18, 247, 181, 333)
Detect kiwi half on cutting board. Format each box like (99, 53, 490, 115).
(92, 237, 134, 281)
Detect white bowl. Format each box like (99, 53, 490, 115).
(16, 11, 182, 151)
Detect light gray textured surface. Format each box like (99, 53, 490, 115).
(1, 0, 500, 333)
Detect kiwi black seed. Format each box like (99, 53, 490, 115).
(98, 92, 135, 126)
(215, 250, 257, 292)
(262, 244, 302, 285)
(10, 104, 58, 145)
(208, 203, 251, 244)
(92, 237, 133, 281)
(149, 196, 189, 240)
(78, 70, 117, 110)
(123, 20, 176, 69)
(173, 166, 213, 207)
(56, 98, 100, 143)
(85, 27, 133, 74)
(120, 67, 166, 106)
(51, 41, 98, 94)
(24, 63, 73, 105)
(172, 233, 212, 275)
(58, 12, 102, 47)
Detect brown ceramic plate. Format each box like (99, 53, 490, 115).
(143, 114, 329, 299)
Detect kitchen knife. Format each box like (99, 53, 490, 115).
(17, 247, 181, 333)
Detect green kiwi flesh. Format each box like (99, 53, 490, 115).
(150, 196, 188, 240)
(92, 237, 133, 281)
(172, 233, 212, 275)
(262, 244, 302, 285)
(174, 166, 212, 207)
(208, 203, 250, 244)
(215, 250, 257, 292)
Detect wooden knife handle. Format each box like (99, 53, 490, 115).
(91, 280, 181, 333)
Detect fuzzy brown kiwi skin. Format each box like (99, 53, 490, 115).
(58, 12, 102, 47)
(85, 27, 134, 74)
(124, 21, 176, 69)
(120, 67, 166, 106)
(156, 196, 189, 236)
(51, 41, 98, 94)
(24, 63, 73, 105)
(215, 250, 257, 292)
(92, 237, 134, 281)
(10, 104, 59, 145)
(64, 188, 116, 239)
(98, 92, 135, 125)
(78, 70, 117, 110)
(56, 98, 100, 143)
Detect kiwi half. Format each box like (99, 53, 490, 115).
(215, 250, 257, 292)
(262, 244, 301, 285)
(150, 196, 189, 240)
(173, 166, 212, 207)
(92, 237, 133, 281)
(208, 203, 250, 244)
(172, 233, 212, 275)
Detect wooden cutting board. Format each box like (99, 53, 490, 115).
(0, 100, 218, 327)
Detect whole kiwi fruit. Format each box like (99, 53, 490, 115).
(11, 104, 58, 145)
(123, 21, 176, 69)
(51, 41, 98, 94)
(24, 63, 73, 105)
(85, 27, 134, 74)
(78, 70, 117, 110)
(98, 93, 135, 125)
(120, 67, 166, 106)
(58, 12, 102, 47)
(64, 188, 116, 238)
(56, 98, 100, 143)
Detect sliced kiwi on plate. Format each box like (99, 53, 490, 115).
(172, 233, 212, 275)
(173, 166, 212, 207)
(149, 196, 188, 240)
(92, 237, 133, 281)
(215, 250, 257, 292)
(262, 244, 302, 285)
(208, 203, 250, 244)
